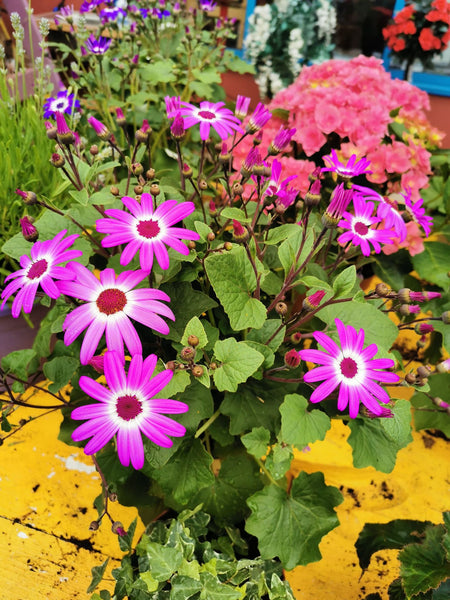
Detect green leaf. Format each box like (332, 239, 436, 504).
(199, 571, 242, 600)
(220, 207, 251, 224)
(347, 400, 413, 473)
(443, 512, 450, 562)
(355, 520, 433, 570)
(69, 188, 90, 206)
(332, 266, 357, 299)
(160, 282, 217, 342)
(135, 539, 183, 581)
(118, 518, 137, 552)
(154, 369, 190, 400)
(280, 394, 331, 449)
(265, 444, 293, 480)
(139, 572, 159, 593)
(1, 349, 38, 380)
(181, 317, 208, 349)
(87, 559, 109, 593)
(141, 59, 177, 83)
(194, 220, 214, 243)
(213, 339, 264, 392)
(278, 228, 314, 276)
(265, 224, 301, 245)
(246, 319, 286, 352)
(170, 575, 203, 600)
(192, 452, 263, 524)
(399, 525, 450, 597)
(411, 374, 450, 437)
(152, 439, 214, 506)
(246, 472, 342, 569)
(241, 427, 270, 459)
(412, 243, 450, 289)
(204, 246, 267, 331)
(43, 356, 79, 393)
(244, 340, 275, 373)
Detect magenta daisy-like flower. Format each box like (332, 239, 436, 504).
(337, 195, 394, 256)
(96, 194, 200, 272)
(178, 100, 243, 140)
(1, 230, 81, 318)
(84, 34, 112, 54)
(322, 150, 372, 179)
(72, 351, 188, 469)
(402, 190, 433, 237)
(299, 318, 399, 418)
(57, 264, 174, 365)
(352, 185, 407, 242)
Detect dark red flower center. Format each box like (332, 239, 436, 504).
(354, 221, 369, 236)
(27, 259, 48, 279)
(96, 288, 127, 315)
(116, 394, 142, 421)
(198, 110, 216, 120)
(137, 219, 160, 239)
(340, 357, 358, 379)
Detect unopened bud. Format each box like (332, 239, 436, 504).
(284, 349, 300, 368)
(275, 302, 288, 316)
(375, 282, 390, 297)
(441, 311, 450, 324)
(111, 521, 125, 536)
(416, 336, 427, 349)
(291, 332, 302, 344)
(50, 152, 65, 168)
(405, 372, 416, 384)
(207, 232, 215, 242)
(436, 358, 450, 373)
(209, 362, 218, 370)
(224, 241, 233, 251)
(232, 182, 243, 197)
(110, 186, 120, 196)
(192, 365, 204, 378)
(304, 179, 322, 207)
(88, 355, 105, 373)
(399, 304, 420, 316)
(146, 168, 156, 180)
(90, 144, 99, 156)
(150, 183, 160, 196)
(431, 397, 450, 412)
(303, 290, 326, 311)
(16, 189, 37, 205)
(131, 162, 144, 176)
(89, 521, 100, 531)
(188, 335, 199, 347)
(415, 323, 434, 335)
(199, 179, 208, 190)
(181, 346, 196, 362)
(134, 185, 144, 195)
(416, 365, 432, 379)
(182, 163, 193, 178)
(108, 491, 118, 502)
(188, 241, 196, 250)
(232, 219, 248, 242)
(166, 361, 177, 371)
(20, 216, 38, 242)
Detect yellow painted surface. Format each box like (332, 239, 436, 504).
(1, 382, 448, 599)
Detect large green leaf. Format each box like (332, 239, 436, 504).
(181, 316, 208, 349)
(1, 349, 39, 380)
(278, 228, 314, 276)
(241, 427, 271, 459)
(332, 265, 357, 299)
(412, 242, 450, 289)
(347, 400, 413, 473)
(135, 538, 183, 581)
(399, 525, 450, 598)
(199, 572, 241, 600)
(221, 384, 283, 435)
(246, 472, 342, 569)
(280, 394, 331, 450)
(246, 319, 286, 352)
(212, 338, 264, 392)
(141, 59, 177, 83)
(43, 356, 79, 393)
(204, 246, 267, 331)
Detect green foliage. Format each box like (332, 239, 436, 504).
(279, 394, 331, 449)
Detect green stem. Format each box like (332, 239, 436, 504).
(195, 408, 221, 438)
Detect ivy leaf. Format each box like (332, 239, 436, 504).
(212, 339, 264, 392)
(280, 394, 331, 449)
(355, 520, 433, 570)
(87, 559, 109, 593)
(347, 400, 413, 473)
(332, 266, 357, 299)
(399, 525, 450, 598)
(412, 242, 450, 289)
(246, 472, 342, 569)
(118, 518, 138, 552)
(241, 427, 270, 458)
(135, 539, 183, 581)
(181, 316, 208, 349)
(152, 439, 214, 506)
(43, 356, 79, 393)
(204, 246, 267, 331)
(170, 575, 203, 600)
(199, 571, 242, 600)
(160, 282, 217, 342)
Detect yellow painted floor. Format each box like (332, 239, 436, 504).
(1, 392, 448, 599)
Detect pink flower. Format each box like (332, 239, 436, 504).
(338, 196, 394, 256)
(299, 318, 399, 418)
(402, 190, 433, 236)
(96, 195, 199, 272)
(352, 185, 407, 242)
(57, 264, 174, 364)
(381, 221, 425, 256)
(72, 351, 188, 469)
(322, 149, 372, 178)
(177, 100, 243, 140)
(1, 230, 81, 318)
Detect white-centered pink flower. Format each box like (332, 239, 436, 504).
(176, 99, 243, 140)
(338, 195, 395, 256)
(57, 264, 174, 364)
(72, 351, 188, 469)
(1, 230, 81, 318)
(96, 194, 200, 271)
(299, 318, 399, 418)
(352, 184, 407, 242)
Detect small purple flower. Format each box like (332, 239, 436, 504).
(241, 147, 263, 175)
(100, 7, 126, 23)
(246, 102, 272, 134)
(165, 95, 182, 118)
(72, 351, 188, 469)
(299, 318, 399, 418)
(96, 194, 200, 272)
(80, 0, 103, 13)
(322, 150, 372, 179)
(1, 230, 81, 318)
(402, 190, 433, 237)
(57, 264, 175, 365)
(88, 115, 111, 141)
(199, 1, 217, 12)
(20, 217, 38, 242)
(170, 112, 185, 139)
(235, 95, 251, 120)
(43, 90, 80, 119)
(178, 100, 243, 141)
(269, 127, 297, 155)
(352, 185, 407, 242)
(84, 34, 112, 55)
(337, 196, 394, 256)
(322, 183, 354, 227)
(264, 159, 296, 199)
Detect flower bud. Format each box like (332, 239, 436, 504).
(416, 336, 427, 349)
(16, 189, 37, 205)
(436, 358, 450, 373)
(304, 179, 322, 207)
(398, 288, 412, 304)
(88, 116, 111, 141)
(232, 220, 248, 242)
(88, 355, 105, 374)
(45, 121, 57, 140)
(291, 332, 302, 344)
(364, 406, 394, 419)
(110, 185, 120, 196)
(431, 397, 450, 412)
(415, 323, 434, 335)
(207, 232, 215, 242)
(182, 163, 193, 178)
(275, 301, 288, 316)
(199, 179, 208, 190)
(232, 182, 243, 197)
(416, 365, 432, 379)
(90, 144, 99, 156)
(192, 365, 204, 378)
(150, 183, 160, 196)
(136, 120, 152, 144)
(146, 168, 156, 180)
(131, 162, 144, 176)
(399, 304, 420, 316)
(405, 372, 416, 384)
(303, 290, 326, 312)
(134, 185, 144, 195)
(188, 241, 196, 250)
(224, 241, 233, 251)
(188, 335, 199, 347)
(115, 107, 126, 128)
(111, 521, 126, 536)
(89, 521, 100, 531)
(166, 361, 177, 371)
(170, 113, 185, 141)
(50, 152, 65, 168)
(180, 346, 196, 362)
(284, 349, 300, 368)
(375, 282, 390, 297)
(20, 216, 38, 242)
(441, 311, 450, 324)
(209, 200, 217, 217)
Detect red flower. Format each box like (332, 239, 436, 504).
(394, 4, 416, 23)
(419, 27, 442, 50)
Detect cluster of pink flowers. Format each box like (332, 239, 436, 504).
(264, 55, 443, 201)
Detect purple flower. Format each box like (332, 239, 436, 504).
(57, 264, 175, 364)
(178, 100, 243, 140)
(20, 216, 38, 242)
(352, 185, 407, 242)
(264, 159, 296, 199)
(87, 115, 111, 140)
(165, 95, 182, 118)
(246, 103, 272, 134)
(402, 190, 433, 237)
(84, 34, 112, 55)
(72, 351, 188, 469)
(235, 95, 251, 120)
(322, 183, 354, 227)
(80, 0, 103, 13)
(100, 7, 127, 23)
(299, 318, 399, 418)
(337, 196, 394, 256)
(322, 150, 372, 179)
(96, 194, 199, 272)
(269, 127, 297, 155)
(199, 1, 217, 12)
(43, 90, 80, 120)
(1, 230, 81, 318)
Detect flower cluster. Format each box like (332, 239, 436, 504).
(383, 0, 450, 69)
(244, 0, 336, 97)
